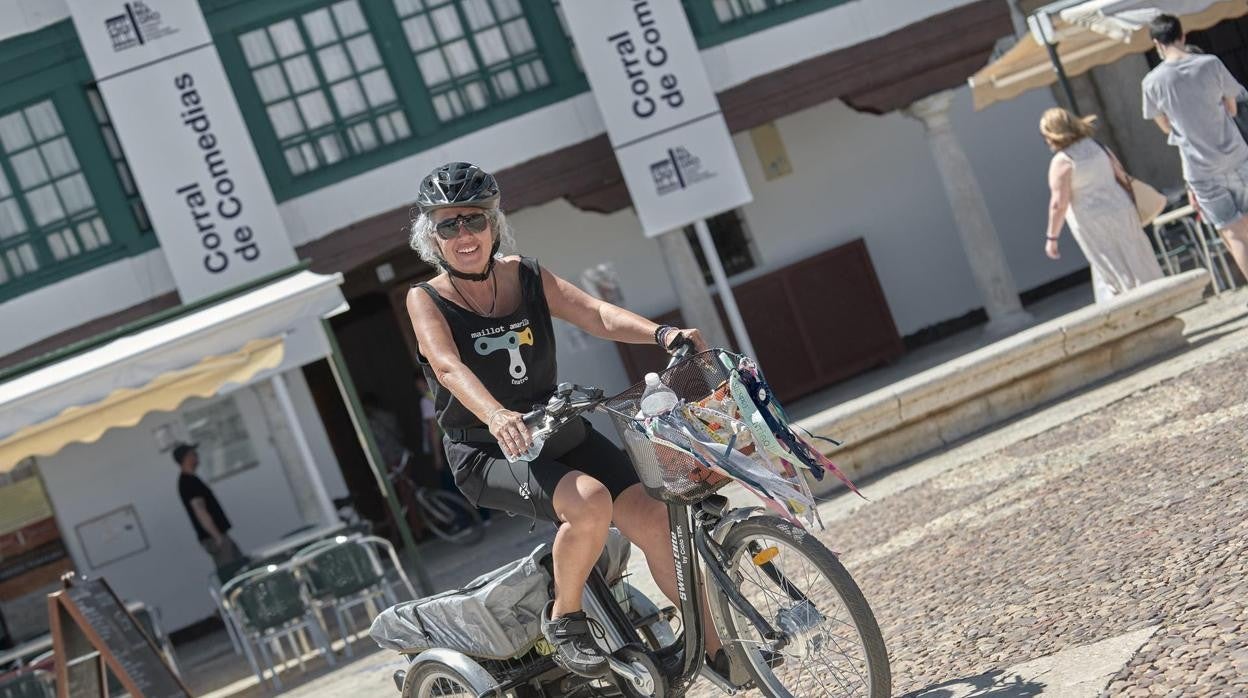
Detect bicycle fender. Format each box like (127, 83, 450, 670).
(710, 507, 762, 545)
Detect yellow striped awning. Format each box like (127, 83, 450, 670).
(0, 337, 285, 468)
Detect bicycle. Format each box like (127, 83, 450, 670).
(390, 450, 485, 545)
(375, 346, 890, 697)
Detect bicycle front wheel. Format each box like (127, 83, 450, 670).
(419, 490, 485, 544)
(714, 517, 890, 697)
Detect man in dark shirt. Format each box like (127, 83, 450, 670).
(174, 442, 243, 569)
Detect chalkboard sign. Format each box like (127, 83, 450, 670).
(48, 575, 189, 698)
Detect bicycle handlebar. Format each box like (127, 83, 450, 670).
(518, 341, 697, 431)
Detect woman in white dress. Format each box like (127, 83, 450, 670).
(1041, 108, 1164, 302)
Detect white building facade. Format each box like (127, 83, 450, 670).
(0, 0, 1084, 637)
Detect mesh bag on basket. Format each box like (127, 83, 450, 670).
(603, 350, 864, 522)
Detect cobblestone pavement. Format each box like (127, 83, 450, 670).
(683, 342, 1247, 696)
(198, 294, 1248, 698)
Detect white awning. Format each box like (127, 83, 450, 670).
(1060, 0, 1232, 42)
(0, 270, 347, 469)
(969, 0, 1248, 110)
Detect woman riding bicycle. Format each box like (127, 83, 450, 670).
(405, 162, 724, 679)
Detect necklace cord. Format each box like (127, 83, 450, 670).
(449, 270, 497, 316)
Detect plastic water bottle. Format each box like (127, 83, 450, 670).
(505, 414, 549, 463)
(639, 373, 679, 417)
(506, 434, 545, 463)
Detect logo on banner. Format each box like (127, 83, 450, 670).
(106, 2, 177, 52)
(650, 146, 716, 196)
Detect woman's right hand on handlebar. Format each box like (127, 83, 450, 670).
(488, 408, 531, 458)
(663, 327, 707, 354)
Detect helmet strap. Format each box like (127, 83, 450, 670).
(437, 236, 501, 281)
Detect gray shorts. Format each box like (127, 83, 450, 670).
(1189, 159, 1248, 228)
(201, 534, 244, 570)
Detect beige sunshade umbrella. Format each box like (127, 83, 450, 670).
(969, 0, 1248, 110)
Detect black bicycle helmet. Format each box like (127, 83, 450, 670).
(418, 162, 502, 280)
(417, 162, 500, 213)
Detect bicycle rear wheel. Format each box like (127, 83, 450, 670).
(403, 662, 478, 697)
(714, 517, 890, 697)
(418, 489, 485, 544)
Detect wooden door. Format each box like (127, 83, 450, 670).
(615, 239, 902, 403)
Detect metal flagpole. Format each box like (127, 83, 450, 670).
(1030, 10, 1081, 115)
(1043, 39, 1081, 115)
(691, 219, 757, 359)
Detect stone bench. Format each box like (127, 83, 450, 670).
(798, 269, 1211, 497)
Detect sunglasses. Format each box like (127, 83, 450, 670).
(433, 212, 489, 240)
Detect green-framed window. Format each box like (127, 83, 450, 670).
(683, 208, 758, 284)
(682, 0, 851, 46)
(213, 0, 582, 198)
(85, 86, 152, 235)
(238, 0, 411, 176)
(710, 0, 799, 24)
(393, 0, 551, 123)
(0, 99, 113, 287)
(549, 0, 581, 73)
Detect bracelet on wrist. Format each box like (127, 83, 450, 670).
(487, 408, 507, 427)
(653, 324, 675, 348)
(1047, 235, 1060, 241)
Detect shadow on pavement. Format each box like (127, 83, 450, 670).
(903, 668, 1045, 698)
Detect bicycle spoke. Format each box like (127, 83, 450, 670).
(724, 532, 874, 696)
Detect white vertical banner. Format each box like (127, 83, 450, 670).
(66, 0, 297, 301)
(560, 0, 752, 237)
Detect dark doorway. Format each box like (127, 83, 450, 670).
(1186, 17, 1248, 83)
(301, 359, 389, 531)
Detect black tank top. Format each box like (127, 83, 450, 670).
(415, 257, 558, 431)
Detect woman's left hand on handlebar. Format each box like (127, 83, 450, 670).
(665, 327, 707, 353)
(488, 408, 531, 458)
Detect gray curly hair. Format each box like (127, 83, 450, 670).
(408, 207, 517, 268)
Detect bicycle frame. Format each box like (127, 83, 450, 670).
(663, 498, 722, 693)
(584, 494, 793, 697)
(432, 347, 808, 696)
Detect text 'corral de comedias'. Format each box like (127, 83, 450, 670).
(173, 73, 262, 274)
(607, 1, 685, 119)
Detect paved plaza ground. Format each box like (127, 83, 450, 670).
(826, 312, 1248, 696)
(188, 287, 1248, 697)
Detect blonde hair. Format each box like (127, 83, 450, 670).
(1040, 108, 1097, 150)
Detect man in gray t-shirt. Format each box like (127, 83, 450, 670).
(1142, 14, 1248, 277)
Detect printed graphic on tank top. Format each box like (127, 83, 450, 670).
(470, 320, 534, 383)
(414, 257, 558, 433)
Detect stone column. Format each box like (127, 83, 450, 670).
(906, 90, 1032, 336)
(656, 229, 732, 350)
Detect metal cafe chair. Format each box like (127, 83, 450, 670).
(1195, 219, 1244, 291)
(1153, 201, 1241, 293)
(291, 535, 410, 657)
(0, 670, 54, 698)
(221, 564, 337, 690)
(1150, 207, 1203, 276)
(128, 603, 180, 677)
(207, 571, 246, 656)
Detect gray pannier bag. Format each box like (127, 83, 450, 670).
(371, 544, 551, 660)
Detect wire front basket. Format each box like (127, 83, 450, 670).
(602, 350, 736, 504)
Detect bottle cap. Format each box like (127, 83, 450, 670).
(644, 372, 660, 386)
